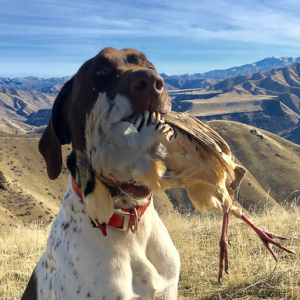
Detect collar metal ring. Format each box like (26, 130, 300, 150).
(131, 207, 138, 233)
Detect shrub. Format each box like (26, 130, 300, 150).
(0, 170, 7, 190)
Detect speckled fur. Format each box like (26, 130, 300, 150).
(32, 175, 180, 300)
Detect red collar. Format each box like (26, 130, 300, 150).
(71, 177, 151, 236)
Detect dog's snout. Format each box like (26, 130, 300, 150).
(131, 69, 164, 95)
(130, 69, 169, 113)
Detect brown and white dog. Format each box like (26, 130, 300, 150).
(21, 48, 180, 300)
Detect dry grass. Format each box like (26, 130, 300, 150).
(1, 205, 300, 300)
(164, 204, 300, 299)
(0, 223, 49, 299)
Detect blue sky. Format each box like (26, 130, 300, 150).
(1, 0, 300, 78)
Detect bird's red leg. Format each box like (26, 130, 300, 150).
(219, 208, 231, 283)
(241, 214, 295, 260)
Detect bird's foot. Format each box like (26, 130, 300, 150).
(132, 111, 175, 142)
(241, 214, 295, 261)
(219, 210, 230, 284)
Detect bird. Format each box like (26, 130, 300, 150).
(85, 101, 295, 282)
(153, 111, 295, 282)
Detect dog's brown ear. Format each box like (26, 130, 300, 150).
(39, 78, 74, 180)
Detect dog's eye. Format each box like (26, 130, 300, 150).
(148, 65, 156, 71)
(94, 69, 106, 76)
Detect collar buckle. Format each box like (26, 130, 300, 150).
(107, 209, 131, 232)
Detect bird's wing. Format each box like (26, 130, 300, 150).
(162, 111, 234, 179)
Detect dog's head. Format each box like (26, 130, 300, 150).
(39, 47, 170, 180)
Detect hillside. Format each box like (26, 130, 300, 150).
(0, 133, 173, 225)
(0, 136, 69, 225)
(0, 87, 55, 124)
(0, 117, 36, 135)
(210, 121, 300, 204)
(282, 124, 300, 144)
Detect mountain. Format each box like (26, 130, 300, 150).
(163, 56, 300, 80)
(282, 124, 300, 144)
(0, 87, 55, 124)
(26, 109, 52, 126)
(0, 57, 299, 144)
(0, 117, 36, 135)
(164, 78, 222, 90)
(170, 63, 300, 140)
(0, 76, 71, 94)
(209, 63, 300, 97)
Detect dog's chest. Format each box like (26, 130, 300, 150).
(34, 178, 180, 300)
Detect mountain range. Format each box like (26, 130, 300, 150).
(162, 56, 300, 80)
(0, 76, 71, 94)
(170, 63, 300, 144)
(1, 56, 300, 92)
(0, 57, 299, 142)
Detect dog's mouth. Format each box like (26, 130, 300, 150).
(119, 183, 151, 199)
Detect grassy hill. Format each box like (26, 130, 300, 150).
(210, 121, 300, 205)
(0, 135, 69, 225)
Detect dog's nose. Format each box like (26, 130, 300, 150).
(130, 69, 166, 112)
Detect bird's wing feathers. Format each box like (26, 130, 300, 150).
(163, 111, 234, 179)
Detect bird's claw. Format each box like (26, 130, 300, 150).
(218, 239, 229, 284)
(258, 230, 295, 260)
(149, 112, 175, 142)
(133, 111, 175, 142)
(241, 215, 295, 261)
(260, 227, 289, 240)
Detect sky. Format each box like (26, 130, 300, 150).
(1, 0, 300, 78)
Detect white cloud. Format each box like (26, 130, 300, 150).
(2, 0, 300, 76)
(2, 0, 300, 46)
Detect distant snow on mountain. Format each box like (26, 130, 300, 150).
(160, 73, 171, 79)
(162, 56, 300, 80)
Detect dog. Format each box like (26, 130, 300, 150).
(21, 48, 180, 300)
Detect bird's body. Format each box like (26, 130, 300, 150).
(153, 112, 246, 218)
